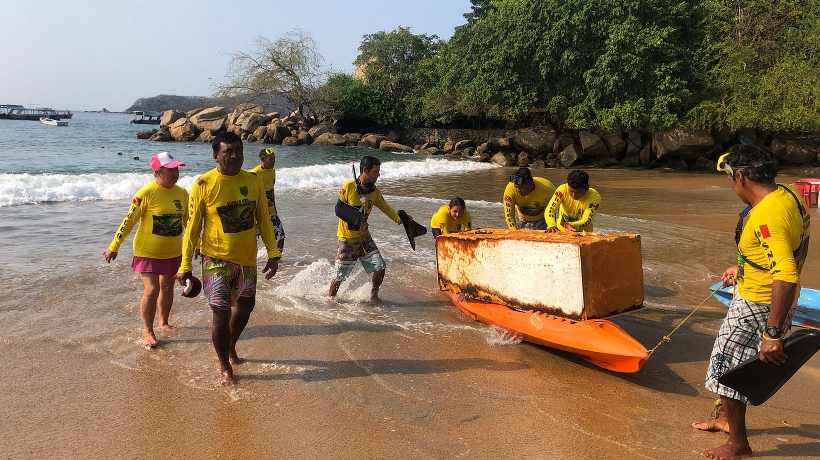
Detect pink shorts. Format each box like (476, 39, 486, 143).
(131, 255, 182, 275)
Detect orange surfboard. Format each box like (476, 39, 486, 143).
(446, 292, 648, 373)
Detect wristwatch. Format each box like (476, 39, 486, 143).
(765, 325, 783, 339)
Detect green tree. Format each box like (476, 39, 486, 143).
(354, 27, 442, 127)
(214, 28, 326, 116)
(318, 73, 399, 128)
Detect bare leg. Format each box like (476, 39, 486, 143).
(328, 278, 342, 297)
(211, 308, 234, 385)
(139, 273, 160, 348)
(228, 296, 255, 365)
(370, 269, 385, 304)
(157, 274, 175, 330)
(701, 396, 752, 460)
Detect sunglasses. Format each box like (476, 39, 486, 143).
(717, 153, 770, 178)
(510, 174, 531, 186)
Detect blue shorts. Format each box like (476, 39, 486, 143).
(333, 236, 385, 281)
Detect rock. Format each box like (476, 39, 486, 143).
(595, 157, 621, 168)
(186, 108, 204, 118)
(488, 137, 515, 152)
(490, 152, 514, 166)
(652, 129, 715, 160)
(472, 153, 491, 162)
(387, 130, 402, 143)
(298, 131, 313, 145)
(313, 132, 347, 146)
(601, 133, 626, 159)
(579, 131, 609, 157)
(622, 152, 641, 167)
(463, 147, 475, 156)
(558, 144, 582, 167)
(639, 141, 653, 165)
(737, 128, 757, 146)
(514, 126, 557, 155)
(553, 134, 574, 156)
(712, 125, 736, 149)
(282, 136, 300, 146)
(149, 129, 173, 142)
(694, 156, 717, 171)
(246, 134, 257, 143)
(443, 140, 455, 152)
(770, 136, 820, 164)
(266, 112, 280, 119)
(136, 129, 157, 140)
(169, 118, 199, 142)
(195, 131, 214, 143)
(308, 122, 337, 139)
(531, 159, 547, 169)
(239, 113, 271, 134)
(420, 147, 445, 155)
(626, 131, 642, 155)
(160, 110, 185, 128)
(476, 142, 489, 155)
(253, 125, 268, 142)
(190, 106, 227, 133)
(379, 140, 414, 153)
(344, 133, 362, 146)
(454, 139, 476, 151)
(517, 152, 531, 166)
(666, 157, 689, 170)
(359, 134, 387, 149)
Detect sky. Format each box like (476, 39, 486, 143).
(1, 0, 473, 111)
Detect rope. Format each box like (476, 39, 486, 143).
(646, 285, 730, 357)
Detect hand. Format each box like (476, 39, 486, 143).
(360, 221, 369, 231)
(562, 222, 577, 232)
(545, 226, 559, 233)
(176, 271, 192, 286)
(721, 266, 739, 287)
(759, 336, 787, 364)
(262, 257, 280, 279)
(103, 249, 118, 263)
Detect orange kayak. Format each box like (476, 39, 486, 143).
(446, 292, 648, 373)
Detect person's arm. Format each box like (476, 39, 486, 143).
(758, 220, 800, 363)
(255, 175, 281, 278)
(463, 210, 472, 231)
(544, 188, 562, 232)
(104, 190, 147, 262)
(503, 183, 517, 230)
(178, 181, 204, 277)
(373, 191, 402, 224)
(565, 201, 600, 232)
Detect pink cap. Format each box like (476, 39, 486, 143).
(149, 152, 186, 171)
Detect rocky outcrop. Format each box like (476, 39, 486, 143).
(189, 106, 227, 133)
(514, 126, 557, 155)
(379, 140, 413, 153)
(652, 129, 716, 160)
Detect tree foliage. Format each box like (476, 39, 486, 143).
(214, 29, 326, 116)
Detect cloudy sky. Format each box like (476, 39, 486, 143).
(1, 0, 471, 111)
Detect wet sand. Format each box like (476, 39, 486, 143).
(3, 167, 820, 459)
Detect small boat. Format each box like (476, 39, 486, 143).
(446, 292, 649, 372)
(130, 110, 161, 124)
(709, 282, 820, 329)
(40, 117, 68, 126)
(437, 230, 648, 372)
(1, 104, 72, 121)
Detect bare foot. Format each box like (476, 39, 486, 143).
(220, 369, 235, 386)
(702, 442, 752, 459)
(328, 279, 341, 297)
(370, 294, 383, 305)
(692, 414, 730, 433)
(229, 352, 245, 365)
(142, 331, 158, 349)
(158, 323, 175, 331)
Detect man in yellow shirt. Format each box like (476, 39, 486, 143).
(692, 145, 810, 459)
(251, 147, 285, 253)
(503, 167, 556, 230)
(178, 132, 281, 386)
(545, 170, 601, 233)
(329, 155, 408, 304)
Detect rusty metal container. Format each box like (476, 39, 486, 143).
(436, 229, 644, 319)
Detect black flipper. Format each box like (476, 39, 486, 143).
(397, 210, 427, 251)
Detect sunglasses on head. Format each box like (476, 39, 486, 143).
(510, 174, 531, 186)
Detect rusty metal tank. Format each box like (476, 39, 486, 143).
(436, 229, 644, 319)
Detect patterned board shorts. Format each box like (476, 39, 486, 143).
(333, 236, 386, 281)
(705, 293, 794, 404)
(516, 216, 547, 230)
(201, 255, 257, 311)
(271, 214, 286, 241)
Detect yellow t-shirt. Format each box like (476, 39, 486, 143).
(108, 181, 188, 259)
(336, 179, 401, 242)
(180, 168, 280, 272)
(503, 177, 556, 229)
(737, 184, 810, 304)
(545, 184, 602, 232)
(250, 164, 278, 217)
(430, 204, 472, 234)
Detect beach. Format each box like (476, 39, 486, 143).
(1, 113, 819, 459)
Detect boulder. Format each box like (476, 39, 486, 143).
(595, 157, 621, 168)
(553, 134, 574, 156)
(517, 152, 531, 166)
(136, 129, 157, 140)
(282, 136, 300, 146)
(601, 133, 626, 159)
(186, 108, 204, 118)
(419, 147, 445, 155)
(454, 139, 476, 151)
(297, 131, 313, 145)
(514, 126, 557, 155)
(359, 134, 387, 149)
(472, 153, 491, 163)
(531, 159, 547, 169)
(694, 156, 717, 171)
(309, 122, 337, 139)
(463, 147, 475, 156)
(149, 129, 173, 142)
(488, 137, 515, 152)
(443, 140, 455, 152)
(712, 126, 736, 149)
(344, 133, 362, 146)
(666, 157, 689, 170)
(312, 132, 347, 146)
(387, 130, 402, 143)
(579, 131, 609, 157)
(737, 128, 757, 146)
(266, 112, 280, 119)
(228, 104, 263, 128)
(190, 106, 227, 133)
(169, 118, 200, 142)
(626, 131, 642, 155)
(240, 113, 271, 134)
(476, 142, 489, 155)
(622, 152, 641, 167)
(195, 131, 214, 143)
(770, 136, 820, 164)
(639, 142, 653, 165)
(253, 125, 268, 142)
(652, 129, 715, 160)
(558, 144, 582, 167)
(160, 110, 185, 128)
(490, 152, 515, 166)
(379, 140, 414, 153)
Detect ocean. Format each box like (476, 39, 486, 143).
(3, 111, 820, 458)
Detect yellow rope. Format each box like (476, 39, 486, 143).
(646, 286, 729, 356)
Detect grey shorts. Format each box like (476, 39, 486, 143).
(516, 216, 547, 230)
(705, 293, 794, 404)
(271, 214, 285, 241)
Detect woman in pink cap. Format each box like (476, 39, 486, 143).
(103, 152, 189, 348)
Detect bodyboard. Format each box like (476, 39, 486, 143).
(718, 329, 820, 405)
(397, 210, 427, 250)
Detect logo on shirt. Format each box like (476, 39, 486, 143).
(173, 200, 183, 211)
(132, 197, 142, 206)
(239, 186, 248, 197)
(759, 224, 771, 239)
(152, 215, 183, 237)
(216, 200, 256, 233)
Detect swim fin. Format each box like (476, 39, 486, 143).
(397, 210, 427, 251)
(718, 329, 820, 405)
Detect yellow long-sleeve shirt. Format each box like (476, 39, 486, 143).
(503, 177, 556, 229)
(179, 168, 280, 273)
(250, 164, 278, 217)
(545, 184, 601, 232)
(336, 179, 401, 242)
(430, 204, 472, 234)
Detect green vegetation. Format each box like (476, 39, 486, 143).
(209, 0, 820, 133)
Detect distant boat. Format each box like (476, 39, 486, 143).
(710, 282, 820, 329)
(40, 117, 68, 126)
(130, 111, 161, 124)
(1, 104, 72, 121)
